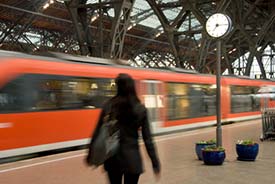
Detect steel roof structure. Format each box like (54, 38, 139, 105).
(0, 0, 274, 78)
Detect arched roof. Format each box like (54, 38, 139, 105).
(0, 0, 274, 78)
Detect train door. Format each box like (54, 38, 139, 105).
(139, 80, 165, 133)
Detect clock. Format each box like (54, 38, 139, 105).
(205, 13, 232, 38)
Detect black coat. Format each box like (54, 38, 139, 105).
(90, 99, 160, 174)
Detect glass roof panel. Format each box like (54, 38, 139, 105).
(74, 0, 202, 40)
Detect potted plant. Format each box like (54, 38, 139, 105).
(202, 145, 226, 165)
(236, 139, 259, 161)
(195, 139, 216, 160)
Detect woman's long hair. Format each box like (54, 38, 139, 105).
(112, 73, 141, 121)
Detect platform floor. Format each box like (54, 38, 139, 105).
(0, 120, 274, 184)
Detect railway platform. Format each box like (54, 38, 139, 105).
(0, 119, 274, 184)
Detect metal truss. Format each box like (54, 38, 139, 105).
(0, 0, 274, 79)
(110, 0, 135, 59)
(130, 49, 176, 68)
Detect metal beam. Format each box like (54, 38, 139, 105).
(109, 0, 135, 59)
(217, 0, 232, 12)
(185, 0, 206, 25)
(255, 10, 275, 46)
(196, 37, 211, 72)
(65, 0, 89, 55)
(146, 0, 188, 67)
(222, 42, 234, 74)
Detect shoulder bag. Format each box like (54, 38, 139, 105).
(86, 106, 120, 166)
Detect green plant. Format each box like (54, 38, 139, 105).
(196, 139, 216, 144)
(237, 139, 257, 146)
(202, 145, 225, 152)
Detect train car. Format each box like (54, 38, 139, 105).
(0, 50, 274, 160)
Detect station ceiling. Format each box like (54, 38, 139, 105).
(0, 0, 274, 78)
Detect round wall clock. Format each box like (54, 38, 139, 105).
(205, 13, 232, 38)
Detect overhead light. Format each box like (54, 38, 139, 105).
(127, 23, 136, 31)
(228, 48, 237, 54)
(155, 30, 164, 38)
(91, 14, 99, 23)
(43, 3, 50, 9)
(56, 0, 71, 2)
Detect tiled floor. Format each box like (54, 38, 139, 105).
(0, 120, 274, 184)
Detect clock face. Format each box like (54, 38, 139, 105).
(206, 13, 232, 38)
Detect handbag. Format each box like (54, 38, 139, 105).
(86, 107, 120, 166)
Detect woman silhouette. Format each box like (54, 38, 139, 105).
(90, 73, 161, 184)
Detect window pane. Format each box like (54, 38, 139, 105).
(33, 76, 116, 110)
(0, 76, 27, 112)
(231, 85, 260, 113)
(167, 82, 216, 120)
(0, 74, 116, 113)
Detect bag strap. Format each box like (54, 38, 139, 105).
(104, 101, 117, 124)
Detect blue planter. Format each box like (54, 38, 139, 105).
(202, 150, 226, 165)
(195, 143, 215, 160)
(236, 143, 259, 161)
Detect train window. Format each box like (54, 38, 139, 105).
(0, 75, 33, 112)
(0, 74, 116, 113)
(167, 82, 216, 120)
(230, 85, 260, 113)
(31, 75, 116, 110)
(142, 81, 163, 123)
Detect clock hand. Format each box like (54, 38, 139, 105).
(212, 24, 218, 31)
(217, 23, 229, 26)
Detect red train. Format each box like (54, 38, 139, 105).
(0, 50, 273, 159)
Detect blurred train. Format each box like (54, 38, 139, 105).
(0, 50, 274, 159)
